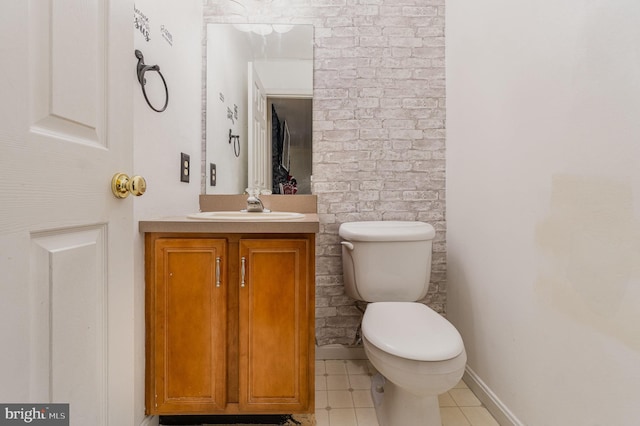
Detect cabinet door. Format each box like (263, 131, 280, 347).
(238, 239, 311, 412)
(150, 238, 227, 414)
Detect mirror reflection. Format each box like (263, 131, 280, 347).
(205, 24, 313, 195)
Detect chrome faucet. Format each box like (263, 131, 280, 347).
(246, 194, 264, 212)
(245, 192, 270, 213)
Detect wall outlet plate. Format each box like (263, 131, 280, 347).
(210, 163, 216, 186)
(181, 152, 190, 183)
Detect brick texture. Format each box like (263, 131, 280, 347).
(203, 0, 446, 346)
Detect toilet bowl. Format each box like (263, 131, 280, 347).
(362, 302, 466, 426)
(339, 221, 467, 426)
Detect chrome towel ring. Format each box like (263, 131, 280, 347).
(135, 50, 168, 113)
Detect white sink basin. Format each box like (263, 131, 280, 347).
(188, 211, 305, 221)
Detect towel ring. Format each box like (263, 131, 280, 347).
(135, 50, 169, 113)
(229, 129, 240, 157)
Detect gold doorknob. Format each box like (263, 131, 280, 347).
(111, 173, 147, 198)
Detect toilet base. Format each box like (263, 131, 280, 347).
(371, 373, 442, 426)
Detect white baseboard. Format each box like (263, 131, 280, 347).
(463, 366, 524, 426)
(138, 415, 158, 426)
(316, 344, 366, 360)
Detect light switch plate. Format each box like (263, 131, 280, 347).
(180, 152, 190, 183)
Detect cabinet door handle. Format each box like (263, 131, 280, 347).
(215, 256, 221, 288)
(241, 256, 246, 288)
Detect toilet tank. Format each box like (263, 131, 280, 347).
(339, 221, 436, 302)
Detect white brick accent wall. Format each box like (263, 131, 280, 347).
(203, 0, 446, 345)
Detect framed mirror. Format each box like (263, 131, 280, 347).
(205, 24, 313, 195)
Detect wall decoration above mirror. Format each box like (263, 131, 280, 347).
(205, 23, 313, 195)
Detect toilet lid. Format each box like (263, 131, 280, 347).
(362, 302, 464, 362)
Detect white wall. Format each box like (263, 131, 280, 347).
(447, 0, 640, 424)
(254, 59, 313, 96)
(205, 24, 251, 194)
(133, 0, 202, 423)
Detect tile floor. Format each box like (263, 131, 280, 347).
(315, 360, 499, 426)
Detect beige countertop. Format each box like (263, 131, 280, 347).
(139, 213, 319, 234)
(139, 194, 319, 234)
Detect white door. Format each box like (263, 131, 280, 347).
(0, 1, 135, 425)
(247, 63, 270, 193)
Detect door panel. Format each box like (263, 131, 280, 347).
(30, 0, 104, 142)
(239, 239, 310, 412)
(30, 226, 107, 425)
(151, 239, 228, 414)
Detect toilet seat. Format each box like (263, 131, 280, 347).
(362, 302, 464, 362)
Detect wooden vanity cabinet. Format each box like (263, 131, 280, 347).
(145, 233, 315, 416)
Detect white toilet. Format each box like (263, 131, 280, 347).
(339, 221, 467, 426)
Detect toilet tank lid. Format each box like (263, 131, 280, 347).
(362, 302, 465, 361)
(339, 221, 435, 242)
